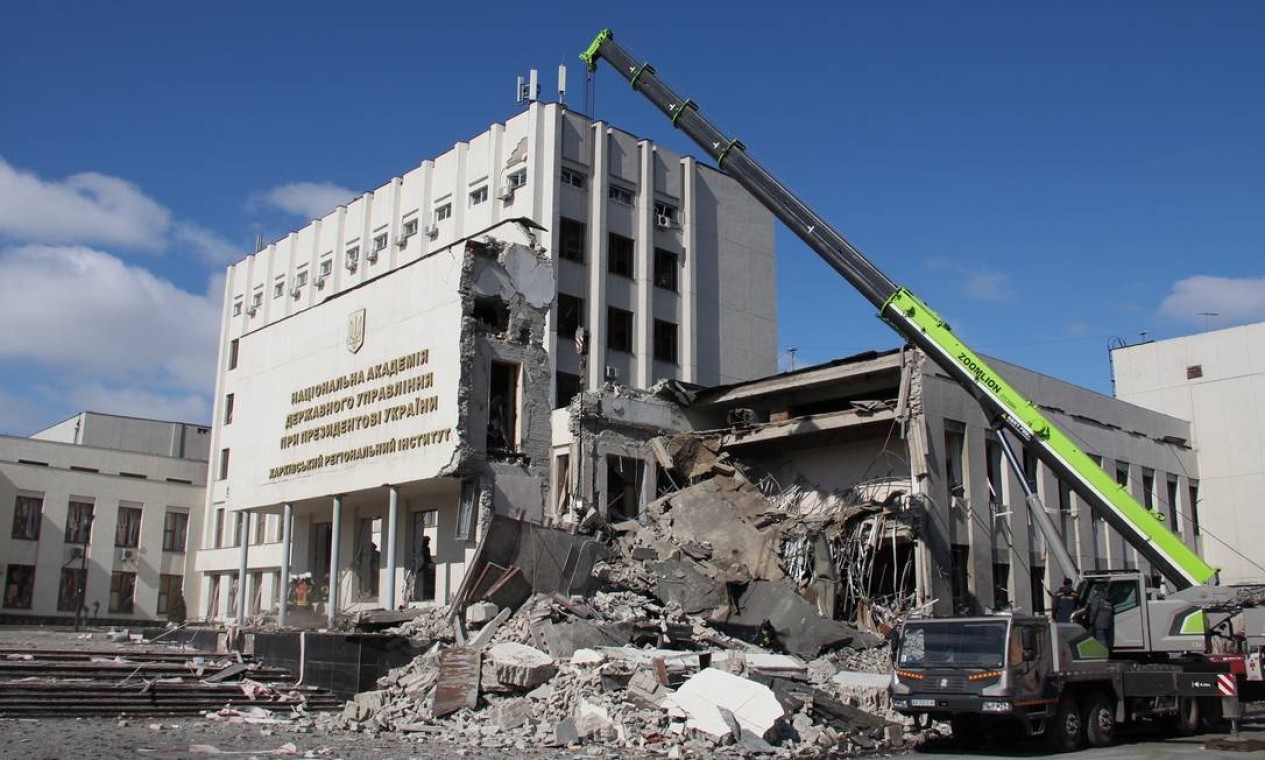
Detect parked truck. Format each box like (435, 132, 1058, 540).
(579, 29, 1265, 750)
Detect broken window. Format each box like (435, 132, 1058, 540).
(555, 371, 582, 409)
(1115, 461, 1129, 488)
(1142, 469, 1155, 511)
(654, 201, 679, 224)
(472, 295, 510, 333)
(157, 574, 181, 616)
(559, 217, 585, 263)
(411, 510, 438, 602)
(653, 248, 678, 291)
(455, 480, 478, 541)
(608, 233, 634, 277)
(560, 168, 585, 189)
(11, 495, 41, 541)
(992, 563, 1010, 611)
(65, 500, 94, 545)
(486, 361, 520, 455)
(224, 393, 235, 424)
(58, 568, 85, 612)
(1188, 481, 1201, 536)
(950, 544, 970, 615)
(557, 292, 584, 340)
(608, 184, 634, 205)
(115, 505, 142, 548)
(653, 319, 678, 363)
(553, 455, 571, 517)
(605, 455, 645, 520)
(109, 571, 136, 613)
(607, 307, 633, 353)
(355, 518, 382, 601)
(1030, 566, 1046, 614)
(4, 565, 35, 609)
(944, 421, 966, 499)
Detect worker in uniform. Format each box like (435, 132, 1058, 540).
(1051, 578, 1078, 623)
(1078, 585, 1114, 651)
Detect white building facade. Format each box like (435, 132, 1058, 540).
(1, 412, 206, 623)
(1112, 320, 1265, 584)
(195, 101, 777, 622)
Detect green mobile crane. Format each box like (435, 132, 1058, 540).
(581, 29, 1264, 750)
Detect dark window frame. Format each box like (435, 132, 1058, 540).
(607, 306, 634, 353)
(608, 233, 635, 278)
(653, 248, 678, 291)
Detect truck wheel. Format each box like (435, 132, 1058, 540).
(950, 715, 984, 749)
(1046, 695, 1084, 752)
(1083, 692, 1116, 748)
(1174, 696, 1200, 736)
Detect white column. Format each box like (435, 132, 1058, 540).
(384, 486, 400, 611)
(328, 495, 343, 627)
(236, 513, 249, 626)
(278, 503, 293, 627)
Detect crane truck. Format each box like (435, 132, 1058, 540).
(580, 29, 1265, 751)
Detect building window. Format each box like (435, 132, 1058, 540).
(58, 568, 85, 612)
(507, 169, 527, 189)
(469, 185, 488, 206)
(346, 245, 360, 267)
(559, 217, 585, 263)
(654, 201, 679, 224)
(1166, 477, 1181, 535)
(296, 268, 309, 288)
(218, 448, 230, 480)
(608, 307, 633, 353)
(373, 233, 388, 253)
(231, 512, 244, 548)
(319, 258, 333, 279)
(487, 361, 520, 454)
(163, 511, 188, 553)
(232, 299, 243, 316)
(555, 371, 582, 409)
(560, 168, 585, 189)
(228, 339, 239, 370)
(557, 293, 584, 347)
(944, 422, 966, 499)
(224, 393, 235, 425)
(411, 510, 437, 602)
(653, 248, 678, 291)
(455, 480, 478, 541)
(157, 574, 182, 616)
(434, 202, 452, 221)
(402, 218, 418, 238)
(605, 455, 645, 520)
(65, 501, 94, 545)
(608, 233, 635, 278)
(608, 184, 634, 205)
(213, 507, 225, 549)
(109, 571, 136, 614)
(273, 279, 285, 299)
(115, 506, 142, 548)
(950, 544, 970, 615)
(1142, 469, 1155, 511)
(992, 563, 1010, 610)
(653, 319, 678, 363)
(11, 495, 42, 541)
(1030, 567, 1046, 614)
(1115, 462, 1129, 488)
(1188, 482, 1201, 536)
(4, 565, 35, 609)
(251, 290, 263, 312)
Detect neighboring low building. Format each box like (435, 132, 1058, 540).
(1111, 320, 1265, 584)
(1, 412, 207, 623)
(550, 346, 1203, 624)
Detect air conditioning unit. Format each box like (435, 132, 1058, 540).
(604, 365, 619, 382)
(290, 285, 303, 298)
(345, 258, 358, 272)
(424, 223, 439, 238)
(316, 276, 327, 290)
(497, 184, 514, 200)
(395, 234, 410, 247)
(655, 213, 674, 228)
(68, 547, 84, 560)
(119, 549, 136, 562)
(246, 305, 258, 316)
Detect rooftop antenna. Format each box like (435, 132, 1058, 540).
(254, 234, 265, 253)
(558, 64, 567, 106)
(787, 346, 798, 372)
(1197, 311, 1219, 331)
(516, 69, 539, 106)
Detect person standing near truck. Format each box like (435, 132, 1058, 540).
(1079, 585, 1115, 650)
(1051, 578, 1078, 623)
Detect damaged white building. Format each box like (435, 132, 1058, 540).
(194, 101, 777, 623)
(550, 346, 1204, 629)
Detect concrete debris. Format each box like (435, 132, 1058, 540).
(487, 642, 556, 689)
(465, 601, 499, 626)
(669, 667, 784, 741)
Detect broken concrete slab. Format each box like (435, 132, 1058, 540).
(574, 700, 612, 739)
(655, 478, 783, 581)
(553, 717, 579, 746)
(669, 667, 785, 741)
(468, 607, 512, 649)
(538, 619, 632, 658)
(491, 697, 531, 730)
(831, 670, 893, 689)
(431, 647, 481, 718)
(487, 642, 557, 689)
(723, 580, 878, 658)
(746, 653, 808, 678)
(570, 648, 605, 667)
(649, 558, 725, 616)
(465, 601, 499, 626)
(626, 669, 668, 708)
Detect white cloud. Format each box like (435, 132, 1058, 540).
(252, 181, 356, 219)
(0, 158, 171, 250)
(65, 383, 211, 425)
(0, 245, 221, 390)
(964, 270, 1013, 302)
(1159, 275, 1265, 326)
(173, 222, 242, 266)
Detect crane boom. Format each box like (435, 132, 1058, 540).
(581, 29, 1216, 590)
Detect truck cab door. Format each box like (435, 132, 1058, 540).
(1011, 622, 1052, 696)
(1106, 577, 1146, 651)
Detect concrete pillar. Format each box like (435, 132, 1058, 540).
(384, 486, 400, 611)
(278, 503, 293, 627)
(328, 495, 343, 627)
(236, 513, 249, 625)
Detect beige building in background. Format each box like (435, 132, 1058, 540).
(1112, 319, 1265, 584)
(195, 100, 777, 623)
(1, 412, 206, 622)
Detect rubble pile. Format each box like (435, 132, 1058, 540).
(331, 589, 911, 756)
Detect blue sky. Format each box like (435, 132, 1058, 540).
(1, 2, 1262, 435)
